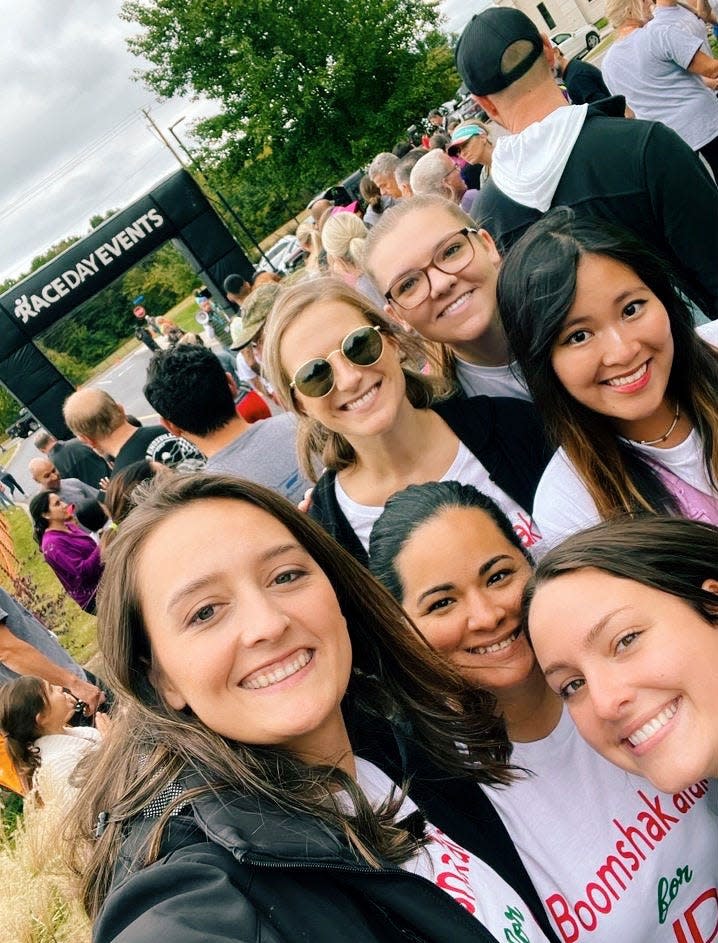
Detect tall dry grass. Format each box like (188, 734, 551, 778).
(0, 777, 90, 943)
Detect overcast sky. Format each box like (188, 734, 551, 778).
(0, 0, 487, 284)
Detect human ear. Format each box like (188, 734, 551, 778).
(159, 417, 184, 438)
(702, 578, 718, 601)
(383, 303, 412, 334)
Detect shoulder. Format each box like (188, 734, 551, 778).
(533, 449, 600, 549)
(309, 469, 338, 517)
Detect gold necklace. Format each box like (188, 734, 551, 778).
(635, 403, 681, 446)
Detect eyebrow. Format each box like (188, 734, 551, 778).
(166, 542, 303, 613)
(416, 554, 513, 605)
(542, 606, 631, 678)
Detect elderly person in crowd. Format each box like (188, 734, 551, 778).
(367, 151, 402, 200)
(409, 148, 478, 213)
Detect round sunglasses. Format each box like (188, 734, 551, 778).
(290, 325, 384, 398)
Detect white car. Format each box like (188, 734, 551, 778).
(551, 25, 601, 59)
(256, 235, 305, 275)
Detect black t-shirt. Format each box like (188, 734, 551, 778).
(110, 426, 205, 476)
(49, 439, 110, 489)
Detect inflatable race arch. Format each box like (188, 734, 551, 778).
(0, 170, 254, 437)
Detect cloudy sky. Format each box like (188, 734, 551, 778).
(0, 0, 486, 284)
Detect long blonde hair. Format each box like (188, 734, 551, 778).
(262, 275, 449, 480)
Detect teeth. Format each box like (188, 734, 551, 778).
(441, 292, 471, 317)
(605, 363, 647, 387)
(343, 385, 378, 411)
(241, 649, 312, 690)
(627, 700, 678, 747)
(467, 629, 520, 656)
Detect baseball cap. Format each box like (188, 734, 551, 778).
(230, 284, 280, 350)
(455, 8, 544, 96)
(447, 123, 487, 156)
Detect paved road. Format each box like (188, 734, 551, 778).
(6, 343, 160, 499)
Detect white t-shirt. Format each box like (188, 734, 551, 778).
(335, 441, 542, 553)
(35, 726, 101, 796)
(534, 429, 715, 551)
(697, 319, 718, 347)
(485, 709, 718, 943)
(353, 758, 550, 943)
(454, 357, 532, 402)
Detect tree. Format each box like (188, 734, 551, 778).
(121, 0, 458, 235)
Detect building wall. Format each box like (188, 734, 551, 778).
(495, 0, 605, 32)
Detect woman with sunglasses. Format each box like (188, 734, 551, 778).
(73, 474, 555, 943)
(262, 276, 549, 564)
(447, 120, 494, 191)
(364, 195, 529, 401)
(368, 483, 718, 943)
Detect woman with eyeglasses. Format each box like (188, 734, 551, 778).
(262, 276, 550, 564)
(364, 195, 529, 401)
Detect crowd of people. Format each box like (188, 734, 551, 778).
(1, 7, 718, 942)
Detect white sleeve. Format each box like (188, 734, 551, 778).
(532, 449, 601, 553)
(697, 320, 718, 349)
(234, 353, 256, 382)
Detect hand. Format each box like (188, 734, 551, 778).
(297, 488, 314, 514)
(94, 711, 112, 736)
(99, 476, 110, 491)
(71, 679, 106, 716)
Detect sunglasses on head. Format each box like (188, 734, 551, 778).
(290, 324, 384, 398)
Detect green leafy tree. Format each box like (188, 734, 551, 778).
(121, 0, 459, 235)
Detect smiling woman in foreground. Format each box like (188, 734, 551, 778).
(526, 515, 718, 794)
(69, 474, 563, 943)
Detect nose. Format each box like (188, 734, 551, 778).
(328, 349, 364, 391)
(426, 265, 457, 299)
(466, 588, 505, 633)
(601, 324, 641, 367)
(586, 668, 635, 721)
(237, 589, 292, 648)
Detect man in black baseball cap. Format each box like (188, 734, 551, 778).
(454, 7, 718, 318)
(455, 8, 544, 97)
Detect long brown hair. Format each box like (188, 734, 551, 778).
(498, 208, 718, 520)
(69, 474, 512, 918)
(525, 515, 718, 627)
(262, 275, 449, 480)
(0, 676, 47, 791)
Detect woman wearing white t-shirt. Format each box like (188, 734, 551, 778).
(262, 276, 550, 565)
(364, 195, 531, 401)
(0, 675, 104, 797)
(498, 207, 718, 550)
(369, 482, 718, 943)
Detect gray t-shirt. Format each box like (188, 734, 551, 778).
(57, 478, 99, 506)
(602, 23, 718, 151)
(0, 588, 86, 685)
(206, 412, 312, 503)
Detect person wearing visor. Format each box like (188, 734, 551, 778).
(448, 121, 494, 192)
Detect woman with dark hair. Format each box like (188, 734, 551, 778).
(526, 515, 718, 795)
(70, 473, 556, 943)
(368, 483, 718, 942)
(0, 676, 103, 795)
(498, 207, 718, 548)
(360, 175, 393, 228)
(29, 491, 103, 612)
(262, 276, 549, 563)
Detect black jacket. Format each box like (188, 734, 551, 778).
(95, 729, 560, 943)
(561, 59, 610, 105)
(309, 395, 552, 565)
(471, 97, 718, 317)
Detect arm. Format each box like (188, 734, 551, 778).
(0, 623, 104, 710)
(688, 48, 718, 79)
(43, 537, 103, 584)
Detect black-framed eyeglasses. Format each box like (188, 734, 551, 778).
(385, 228, 478, 310)
(290, 325, 384, 398)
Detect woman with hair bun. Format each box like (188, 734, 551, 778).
(498, 207, 718, 549)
